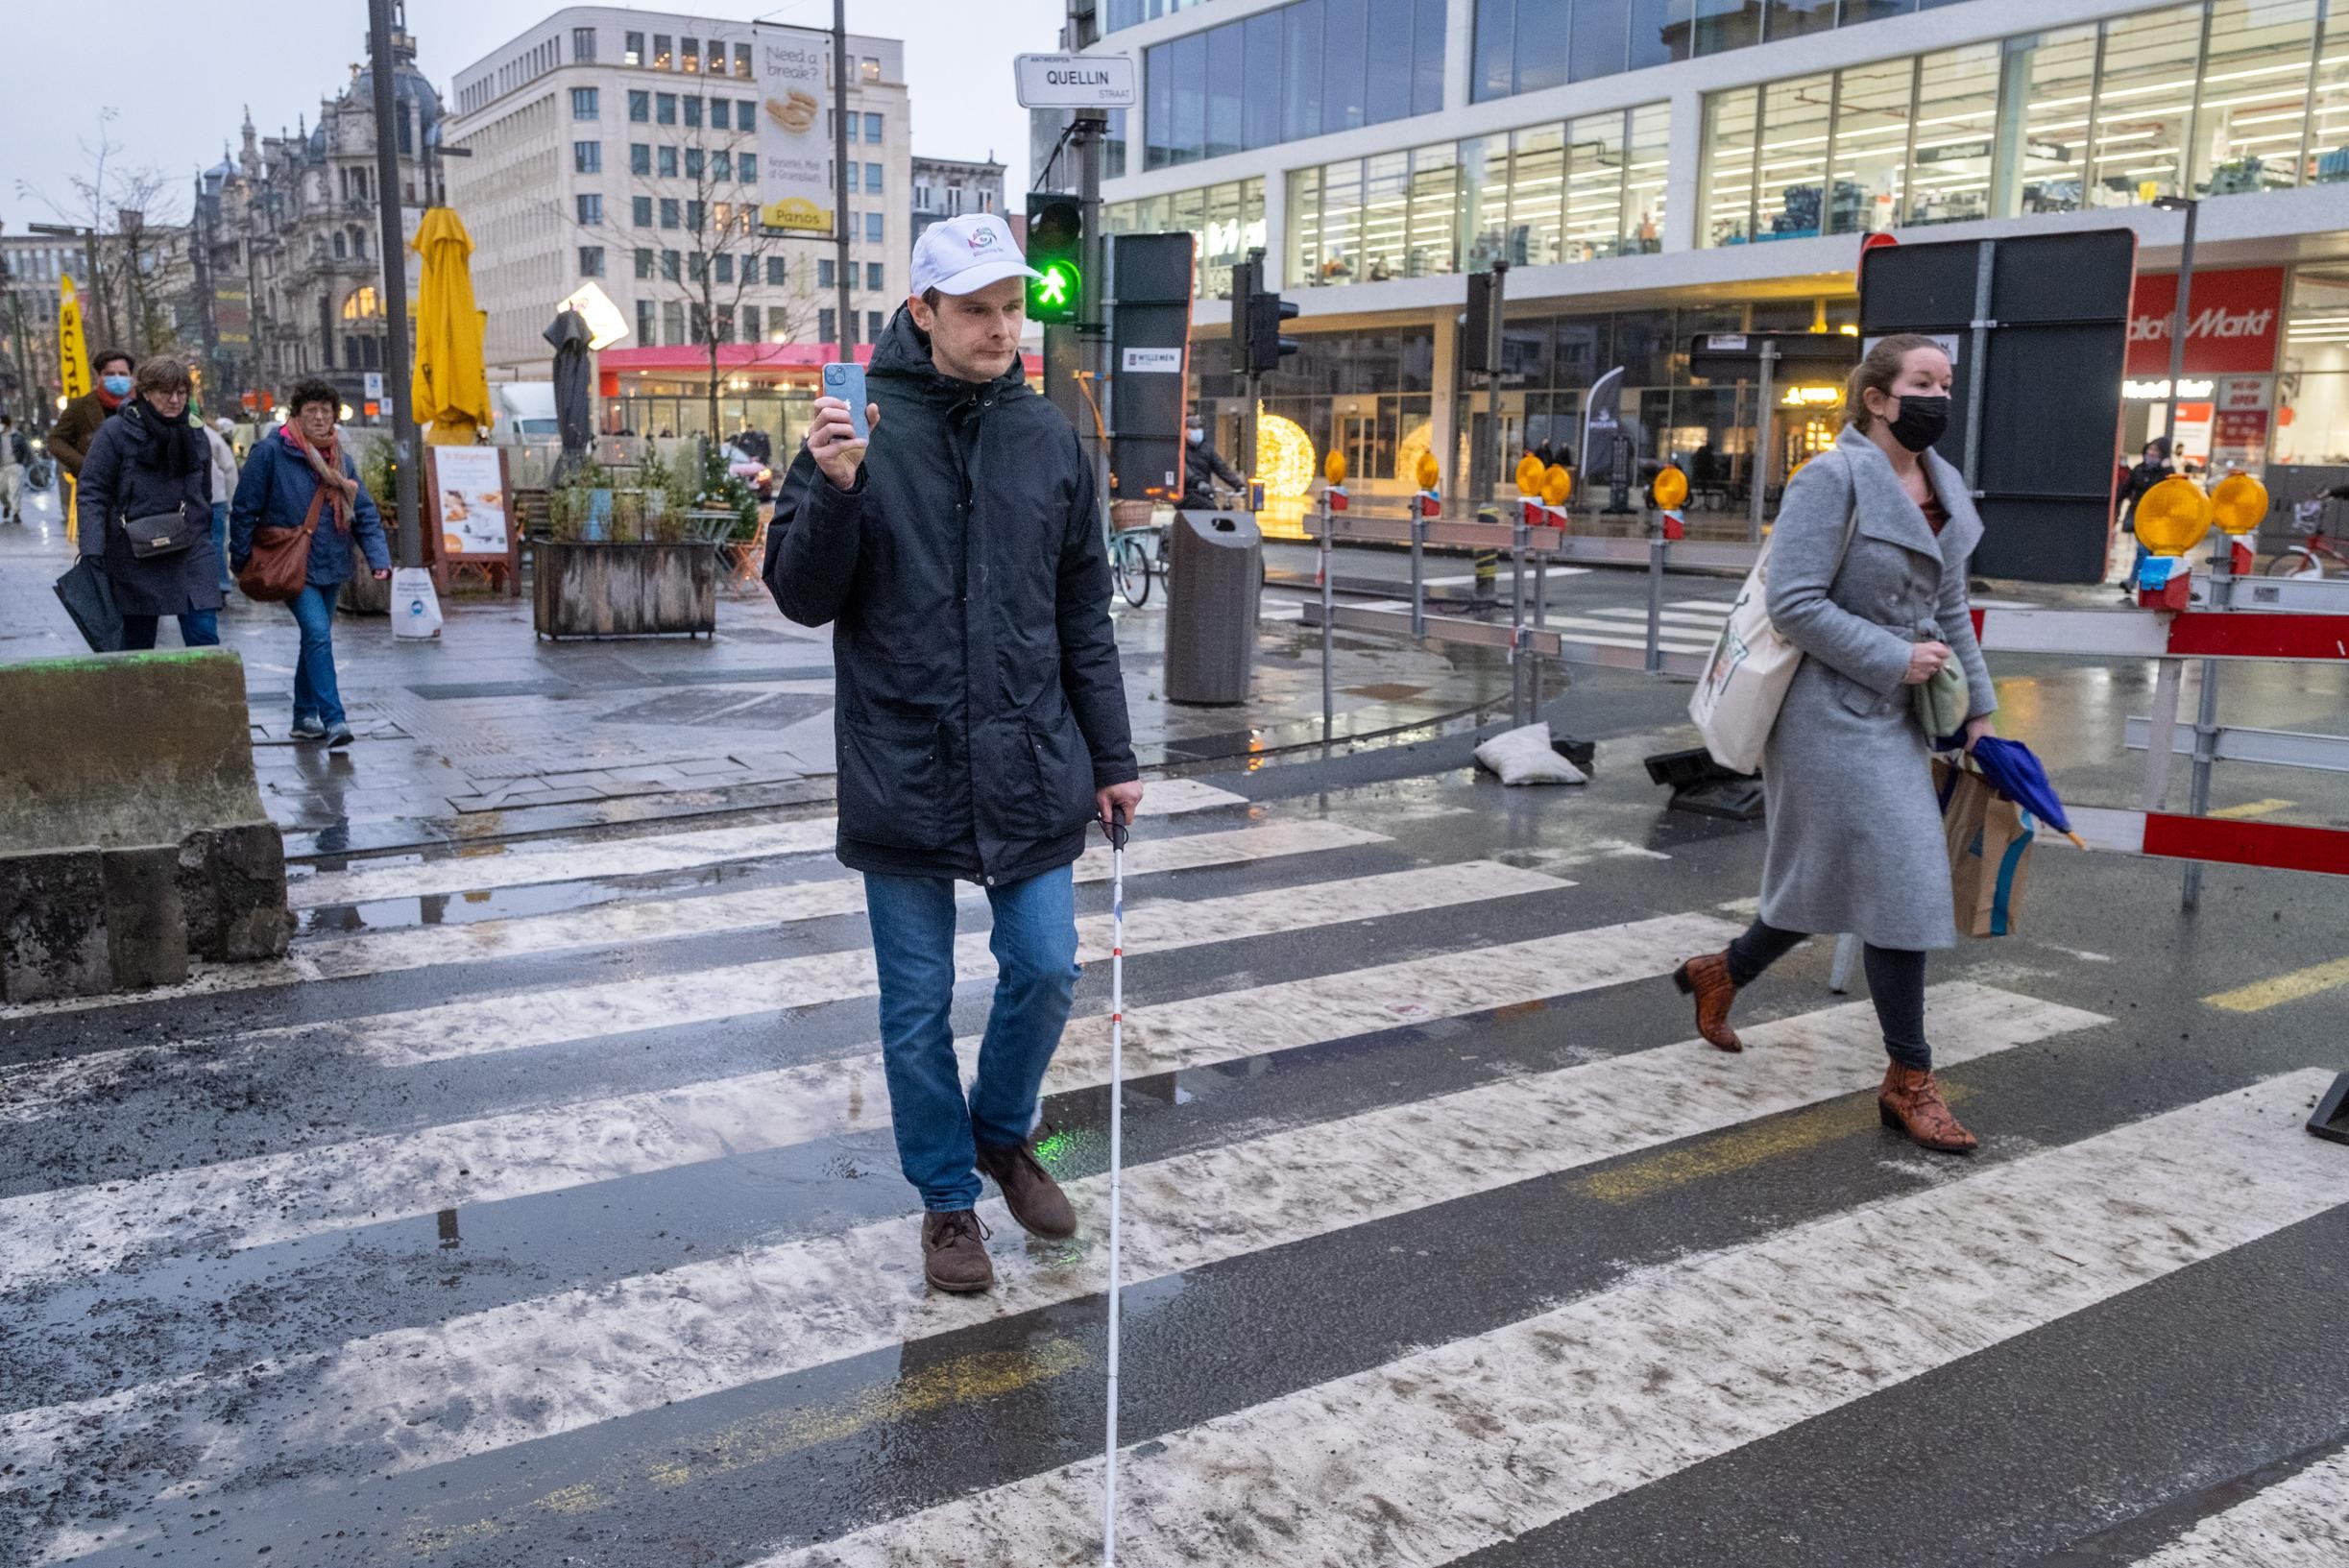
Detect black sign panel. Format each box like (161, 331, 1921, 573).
(1859, 230, 2136, 583)
(1108, 232, 1196, 500)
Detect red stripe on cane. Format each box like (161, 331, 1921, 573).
(2139, 812, 2349, 877)
(2166, 612, 2349, 662)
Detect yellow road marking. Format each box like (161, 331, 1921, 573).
(1574, 1082, 1973, 1205)
(2204, 955, 2349, 1013)
(406, 1336, 1090, 1556)
(2211, 798, 2294, 820)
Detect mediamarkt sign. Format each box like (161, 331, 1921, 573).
(2125, 265, 2285, 376)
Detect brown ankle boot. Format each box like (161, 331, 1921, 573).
(975, 1139, 1078, 1239)
(921, 1209, 994, 1292)
(1877, 1064, 1976, 1153)
(1673, 952, 1743, 1052)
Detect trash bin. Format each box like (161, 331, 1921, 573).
(1163, 508, 1262, 705)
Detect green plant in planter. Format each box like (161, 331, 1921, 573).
(546, 480, 587, 543)
(696, 441, 762, 540)
(610, 488, 646, 541)
(355, 434, 398, 511)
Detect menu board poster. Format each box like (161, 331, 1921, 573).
(426, 445, 515, 562)
(756, 28, 834, 234)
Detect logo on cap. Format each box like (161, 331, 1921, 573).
(967, 227, 998, 251)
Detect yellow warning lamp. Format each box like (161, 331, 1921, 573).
(1652, 464, 1689, 510)
(2210, 470, 2268, 537)
(2134, 474, 2214, 557)
(1541, 465, 1571, 507)
(1324, 448, 1347, 487)
(1416, 450, 1440, 492)
(1514, 452, 1545, 494)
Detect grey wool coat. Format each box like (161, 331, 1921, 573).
(1757, 424, 1997, 951)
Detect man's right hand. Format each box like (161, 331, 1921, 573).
(807, 395, 880, 492)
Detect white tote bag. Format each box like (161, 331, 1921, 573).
(390, 567, 444, 640)
(1688, 458, 1856, 774)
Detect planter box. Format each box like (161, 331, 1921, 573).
(532, 539, 716, 639)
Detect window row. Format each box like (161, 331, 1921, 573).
(1144, 0, 1446, 168)
(626, 299, 888, 349)
(1104, 0, 1213, 29)
(625, 249, 864, 289)
(1289, 104, 1669, 288)
(625, 144, 763, 182)
(1102, 178, 1268, 302)
(628, 91, 763, 131)
(1702, 0, 2349, 247)
(626, 197, 860, 236)
(618, 32, 754, 79)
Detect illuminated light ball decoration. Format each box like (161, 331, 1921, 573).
(1395, 420, 1435, 492)
(1254, 412, 1317, 501)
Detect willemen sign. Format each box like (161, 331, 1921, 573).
(2126, 266, 2284, 376)
(755, 28, 834, 234)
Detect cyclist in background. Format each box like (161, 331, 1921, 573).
(1180, 408, 1244, 511)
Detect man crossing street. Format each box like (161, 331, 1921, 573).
(765, 211, 1142, 1294)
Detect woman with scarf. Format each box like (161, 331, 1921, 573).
(77, 357, 224, 649)
(228, 378, 391, 747)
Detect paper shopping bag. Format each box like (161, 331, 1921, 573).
(1938, 759, 2037, 938)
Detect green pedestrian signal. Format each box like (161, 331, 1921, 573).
(1026, 192, 1083, 326)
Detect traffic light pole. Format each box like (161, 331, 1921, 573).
(1077, 111, 1108, 532)
(367, 0, 422, 571)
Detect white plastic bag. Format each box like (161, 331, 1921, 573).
(1473, 722, 1588, 786)
(390, 567, 443, 640)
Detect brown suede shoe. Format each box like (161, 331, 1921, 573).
(922, 1209, 994, 1293)
(975, 1139, 1078, 1239)
(1878, 1064, 1977, 1153)
(1673, 951, 1744, 1052)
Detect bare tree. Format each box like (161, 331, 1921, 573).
(631, 104, 821, 442)
(14, 111, 191, 360)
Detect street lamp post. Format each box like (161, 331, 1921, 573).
(367, 0, 423, 571)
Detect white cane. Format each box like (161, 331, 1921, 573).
(1102, 805, 1129, 1567)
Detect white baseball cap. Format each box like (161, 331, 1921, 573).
(910, 212, 1041, 298)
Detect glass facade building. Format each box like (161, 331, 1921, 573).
(1704, 0, 2349, 246)
(1144, 0, 1449, 164)
(1103, 178, 1271, 299)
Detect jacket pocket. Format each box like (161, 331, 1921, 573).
(1017, 702, 1097, 839)
(1835, 670, 1888, 719)
(837, 712, 957, 850)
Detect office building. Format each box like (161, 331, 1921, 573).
(445, 6, 910, 443)
(1072, 0, 2349, 513)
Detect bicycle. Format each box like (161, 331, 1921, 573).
(1109, 506, 1164, 609)
(2270, 493, 2349, 578)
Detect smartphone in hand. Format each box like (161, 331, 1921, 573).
(823, 363, 870, 441)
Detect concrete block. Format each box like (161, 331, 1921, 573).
(0, 649, 264, 855)
(178, 822, 293, 962)
(101, 844, 189, 989)
(0, 847, 111, 1003)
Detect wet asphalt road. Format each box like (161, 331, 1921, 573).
(2, 592, 2347, 1568)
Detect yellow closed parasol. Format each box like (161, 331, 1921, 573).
(409, 207, 494, 446)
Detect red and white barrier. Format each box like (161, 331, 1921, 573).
(1971, 606, 2349, 662)
(2070, 806, 2349, 878)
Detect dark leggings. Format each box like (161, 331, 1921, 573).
(1727, 919, 1930, 1071)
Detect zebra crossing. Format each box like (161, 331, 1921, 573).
(1, 771, 2341, 1567)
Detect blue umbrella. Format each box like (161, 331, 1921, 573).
(1967, 736, 2089, 849)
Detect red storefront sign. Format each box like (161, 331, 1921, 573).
(2127, 266, 2285, 375)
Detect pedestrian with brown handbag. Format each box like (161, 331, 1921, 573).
(75, 358, 223, 650)
(227, 380, 391, 748)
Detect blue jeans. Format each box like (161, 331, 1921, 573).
(288, 584, 345, 729)
(864, 864, 1080, 1211)
(211, 502, 232, 590)
(119, 610, 220, 649)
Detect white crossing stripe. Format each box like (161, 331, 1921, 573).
(767, 1069, 2340, 1568)
(1544, 620, 1721, 654)
(1668, 599, 1736, 613)
(287, 779, 1248, 908)
(0, 983, 2095, 1509)
(0, 853, 1543, 1134)
(1583, 606, 1740, 626)
(0, 820, 1384, 1022)
(0, 858, 1566, 1286)
(2129, 1450, 2349, 1566)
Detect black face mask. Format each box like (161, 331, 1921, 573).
(1886, 394, 1949, 454)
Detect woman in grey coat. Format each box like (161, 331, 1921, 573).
(1676, 334, 1997, 1152)
(77, 357, 224, 649)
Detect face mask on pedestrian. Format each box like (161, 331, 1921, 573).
(1186, 424, 1203, 446)
(102, 374, 132, 398)
(1884, 395, 1949, 454)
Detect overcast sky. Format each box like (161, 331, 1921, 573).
(1, 0, 1065, 235)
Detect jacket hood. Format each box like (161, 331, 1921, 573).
(865, 304, 1029, 404)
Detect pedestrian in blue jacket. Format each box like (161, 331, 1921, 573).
(229, 379, 391, 746)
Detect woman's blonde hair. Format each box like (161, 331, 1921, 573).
(1842, 333, 1949, 433)
(132, 357, 192, 398)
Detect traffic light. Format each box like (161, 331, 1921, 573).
(1025, 192, 1083, 326)
(1463, 267, 1504, 375)
(1230, 254, 1260, 357)
(1246, 285, 1298, 375)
